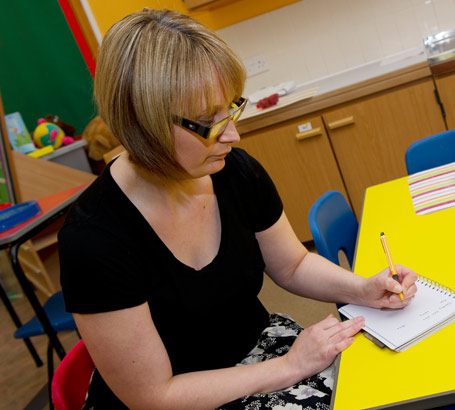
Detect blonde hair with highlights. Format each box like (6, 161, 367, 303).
(94, 8, 246, 178)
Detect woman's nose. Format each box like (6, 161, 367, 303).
(218, 119, 240, 144)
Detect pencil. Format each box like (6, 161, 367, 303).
(380, 232, 404, 301)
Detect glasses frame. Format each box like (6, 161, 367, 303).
(177, 97, 247, 139)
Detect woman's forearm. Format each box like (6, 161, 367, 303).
(274, 252, 367, 305)
(130, 355, 301, 410)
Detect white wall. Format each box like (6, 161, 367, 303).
(217, 0, 455, 97)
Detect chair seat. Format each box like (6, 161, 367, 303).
(14, 291, 76, 339)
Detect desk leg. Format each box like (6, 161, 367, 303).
(10, 243, 66, 361)
(0, 280, 43, 366)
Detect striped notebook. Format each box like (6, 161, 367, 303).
(407, 162, 455, 215)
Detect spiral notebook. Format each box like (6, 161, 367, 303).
(338, 276, 455, 352)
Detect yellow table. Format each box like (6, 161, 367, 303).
(331, 176, 455, 409)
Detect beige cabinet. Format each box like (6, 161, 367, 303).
(323, 78, 446, 216)
(434, 73, 455, 130)
(236, 115, 348, 242)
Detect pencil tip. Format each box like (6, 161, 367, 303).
(380, 232, 384, 236)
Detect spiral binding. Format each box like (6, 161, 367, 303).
(418, 275, 455, 298)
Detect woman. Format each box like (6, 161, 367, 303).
(59, 8, 418, 410)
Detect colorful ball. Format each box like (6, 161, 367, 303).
(33, 122, 64, 149)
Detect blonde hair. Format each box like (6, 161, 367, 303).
(94, 8, 246, 178)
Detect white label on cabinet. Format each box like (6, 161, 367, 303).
(298, 122, 312, 133)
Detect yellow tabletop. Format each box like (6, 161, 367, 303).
(331, 176, 455, 409)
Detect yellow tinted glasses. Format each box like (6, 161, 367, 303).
(178, 97, 247, 139)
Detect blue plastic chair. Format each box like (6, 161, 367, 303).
(14, 291, 77, 410)
(308, 191, 358, 269)
(405, 129, 455, 174)
(308, 191, 358, 310)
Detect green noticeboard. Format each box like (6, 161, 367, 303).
(0, 1, 96, 137)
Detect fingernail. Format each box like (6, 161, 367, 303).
(393, 284, 402, 293)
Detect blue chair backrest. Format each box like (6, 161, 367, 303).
(308, 191, 358, 268)
(405, 129, 455, 174)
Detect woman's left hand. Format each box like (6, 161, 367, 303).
(360, 264, 418, 309)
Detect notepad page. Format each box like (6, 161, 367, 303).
(339, 277, 455, 351)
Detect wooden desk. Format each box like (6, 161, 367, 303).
(12, 151, 96, 201)
(331, 176, 455, 409)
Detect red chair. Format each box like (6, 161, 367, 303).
(51, 339, 94, 410)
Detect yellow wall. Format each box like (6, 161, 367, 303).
(87, 0, 300, 34)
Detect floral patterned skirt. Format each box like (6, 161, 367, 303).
(216, 313, 335, 410)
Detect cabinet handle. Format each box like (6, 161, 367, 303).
(327, 116, 355, 130)
(296, 127, 322, 141)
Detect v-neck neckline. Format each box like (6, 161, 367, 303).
(107, 163, 226, 274)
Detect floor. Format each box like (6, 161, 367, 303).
(0, 242, 341, 410)
(1, 294, 79, 410)
(0, 248, 79, 410)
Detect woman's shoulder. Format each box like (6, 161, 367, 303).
(220, 147, 283, 231)
(223, 147, 264, 180)
(63, 164, 126, 224)
(59, 163, 140, 245)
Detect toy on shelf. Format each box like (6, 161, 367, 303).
(32, 118, 74, 149)
(82, 116, 120, 162)
(30, 113, 84, 159)
(28, 145, 54, 158)
(44, 114, 76, 136)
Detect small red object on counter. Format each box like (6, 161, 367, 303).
(256, 93, 279, 109)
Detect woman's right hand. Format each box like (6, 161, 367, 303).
(284, 314, 364, 379)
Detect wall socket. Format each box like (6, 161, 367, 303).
(243, 54, 269, 77)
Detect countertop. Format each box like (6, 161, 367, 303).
(238, 46, 430, 134)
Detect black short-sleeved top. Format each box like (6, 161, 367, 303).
(59, 147, 283, 406)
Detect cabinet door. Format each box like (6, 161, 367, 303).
(323, 78, 446, 217)
(236, 115, 348, 242)
(434, 73, 455, 130)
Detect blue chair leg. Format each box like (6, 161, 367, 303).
(0, 278, 43, 366)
